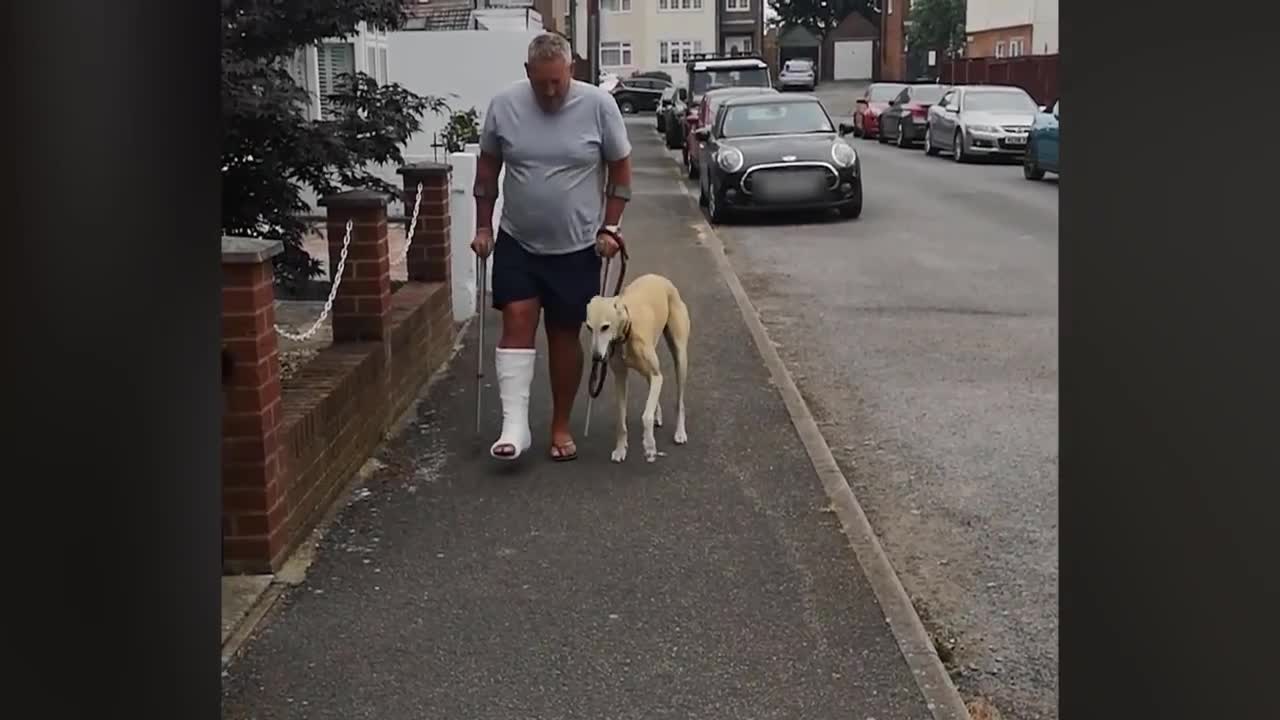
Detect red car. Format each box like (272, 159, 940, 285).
(851, 83, 907, 139)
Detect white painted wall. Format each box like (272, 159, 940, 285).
(965, 0, 1034, 33)
(1031, 0, 1058, 55)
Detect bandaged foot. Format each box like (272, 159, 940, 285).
(490, 347, 536, 460)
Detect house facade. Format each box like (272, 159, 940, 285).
(718, 0, 764, 57)
(287, 22, 392, 121)
(573, 0, 718, 79)
(964, 0, 1058, 58)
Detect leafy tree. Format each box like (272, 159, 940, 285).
(906, 0, 966, 69)
(767, 0, 872, 38)
(222, 0, 446, 290)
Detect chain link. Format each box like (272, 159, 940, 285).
(392, 181, 425, 267)
(274, 219, 353, 342)
(273, 181, 426, 342)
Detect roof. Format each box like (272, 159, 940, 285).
(827, 11, 879, 41)
(403, 1, 476, 31)
(777, 25, 820, 47)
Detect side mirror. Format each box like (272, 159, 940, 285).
(838, 122, 854, 136)
(1038, 105, 1047, 112)
(677, 88, 689, 101)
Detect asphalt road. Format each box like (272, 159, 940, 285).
(660, 82, 1059, 720)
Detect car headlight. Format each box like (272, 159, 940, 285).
(716, 146, 745, 173)
(967, 123, 999, 133)
(831, 140, 857, 167)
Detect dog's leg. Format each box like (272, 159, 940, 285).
(664, 308, 691, 446)
(639, 348, 665, 462)
(609, 354, 628, 463)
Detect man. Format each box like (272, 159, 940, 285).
(471, 32, 632, 462)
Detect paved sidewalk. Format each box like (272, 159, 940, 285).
(222, 121, 938, 720)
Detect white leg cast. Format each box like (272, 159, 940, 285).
(642, 372, 664, 462)
(490, 348, 536, 460)
(610, 356, 629, 463)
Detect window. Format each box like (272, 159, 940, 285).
(1009, 37, 1025, 57)
(378, 47, 388, 85)
(994, 41, 1007, 58)
(723, 35, 753, 54)
(726, 0, 750, 10)
(366, 46, 377, 79)
(659, 40, 704, 65)
(660, 0, 704, 9)
(602, 0, 631, 11)
(317, 42, 355, 120)
(600, 42, 633, 67)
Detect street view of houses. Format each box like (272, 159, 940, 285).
(221, 1, 1059, 719)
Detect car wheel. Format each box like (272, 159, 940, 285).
(952, 130, 968, 162)
(619, 99, 635, 114)
(686, 151, 698, 180)
(839, 177, 863, 219)
(1023, 146, 1045, 180)
(698, 171, 709, 207)
(852, 122, 863, 139)
(707, 184, 731, 224)
(877, 127, 888, 144)
(924, 127, 939, 156)
(665, 126, 682, 149)
(896, 125, 910, 148)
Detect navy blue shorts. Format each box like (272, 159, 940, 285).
(491, 229, 602, 328)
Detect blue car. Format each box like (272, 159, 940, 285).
(1024, 99, 1059, 180)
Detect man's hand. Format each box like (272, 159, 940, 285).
(472, 227, 494, 258)
(596, 230, 621, 259)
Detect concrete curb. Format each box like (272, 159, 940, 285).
(220, 320, 473, 671)
(672, 174, 973, 720)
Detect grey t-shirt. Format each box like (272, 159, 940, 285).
(479, 79, 631, 255)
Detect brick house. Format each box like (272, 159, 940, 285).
(964, 0, 1059, 58)
(877, 0, 909, 82)
(821, 10, 878, 81)
(718, 0, 764, 56)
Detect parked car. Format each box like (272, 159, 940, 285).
(924, 84, 1040, 162)
(778, 58, 817, 91)
(877, 84, 949, 148)
(677, 54, 773, 159)
(632, 69, 673, 83)
(695, 94, 862, 224)
(685, 86, 779, 179)
(1024, 98, 1060, 180)
(656, 86, 676, 133)
(851, 82, 907, 139)
(612, 76, 673, 114)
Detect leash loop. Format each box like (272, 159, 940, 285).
(587, 229, 629, 399)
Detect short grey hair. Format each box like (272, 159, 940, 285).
(527, 32, 573, 65)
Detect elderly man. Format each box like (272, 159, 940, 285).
(471, 33, 633, 462)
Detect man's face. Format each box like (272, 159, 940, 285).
(526, 57, 573, 112)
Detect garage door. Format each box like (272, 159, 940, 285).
(832, 40, 874, 81)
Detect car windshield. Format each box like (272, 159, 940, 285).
(691, 67, 770, 94)
(868, 84, 905, 102)
(909, 86, 947, 104)
(964, 90, 1037, 112)
(721, 101, 833, 137)
(784, 61, 812, 72)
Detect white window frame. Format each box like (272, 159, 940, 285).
(317, 41, 355, 120)
(600, 41, 633, 67)
(659, 39, 704, 65)
(661, 0, 705, 9)
(726, 0, 750, 10)
(1009, 37, 1025, 57)
(602, 0, 632, 12)
(995, 41, 1007, 58)
(723, 34, 753, 53)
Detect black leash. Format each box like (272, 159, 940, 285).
(587, 228, 629, 399)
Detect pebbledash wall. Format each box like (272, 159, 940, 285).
(221, 163, 459, 575)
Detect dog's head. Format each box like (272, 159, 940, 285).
(584, 295, 629, 360)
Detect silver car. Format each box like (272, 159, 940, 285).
(778, 58, 816, 91)
(923, 85, 1040, 162)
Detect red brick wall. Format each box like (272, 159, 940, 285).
(965, 25, 1034, 58)
(879, 1, 907, 81)
(221, 181, 457, 575)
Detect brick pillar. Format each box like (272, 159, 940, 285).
(221, 237, 286, 573)
(396, 162, 452, 285)
(320, 189, 392, 343)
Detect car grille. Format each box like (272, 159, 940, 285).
(742, 165, 837, 199)
(1002, 124, 1030, 133)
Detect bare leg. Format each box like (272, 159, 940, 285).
(545, 322, 585, 458)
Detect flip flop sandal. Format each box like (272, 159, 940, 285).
(549, 441, 578, 462)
